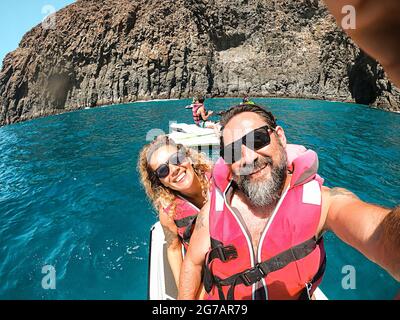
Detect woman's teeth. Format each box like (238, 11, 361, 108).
(175, 172, 186, 183)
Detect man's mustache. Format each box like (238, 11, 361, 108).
(237, 156, 273, 177)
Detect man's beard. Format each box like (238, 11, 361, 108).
(233, 145, 287, 208)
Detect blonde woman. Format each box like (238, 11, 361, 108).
(138, 135, 212, 288)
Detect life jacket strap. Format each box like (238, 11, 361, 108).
(203, 239, 238, 294)
(206, 237, 323, 300)
(174, 214, 197, 245)
(209, 244, 238, 263)
(174, 214, 198, 228)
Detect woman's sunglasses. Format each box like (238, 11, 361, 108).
(154, 149, 188, 179)
(220, 125, 274, 164)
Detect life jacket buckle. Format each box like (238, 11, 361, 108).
(239, 265, 265, 286)
(216, 245, 237, 262)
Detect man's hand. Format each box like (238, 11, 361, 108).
(178, 200, 211, 299)
(322, 187, 400, 281)
(323, 0, 400, 87)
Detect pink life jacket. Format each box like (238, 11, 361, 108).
(163, 195, 200, 251)
(192, 103, 205, 125)
(204, 148, 326, 300)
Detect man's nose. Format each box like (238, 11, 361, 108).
(240, 144, 258, 166)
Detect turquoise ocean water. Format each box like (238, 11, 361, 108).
(0, 98, 399, 299)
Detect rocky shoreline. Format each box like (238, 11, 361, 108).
(1, 0, 399, 127)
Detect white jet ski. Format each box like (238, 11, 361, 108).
(148, 222, 328, 300)
(148, 222, 179, 300)
(168, 123, 220, 148)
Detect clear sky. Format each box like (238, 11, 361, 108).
(0, 0, 76, 68)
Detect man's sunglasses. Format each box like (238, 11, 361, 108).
(154, 149, 188, 179)
(220, 125, 274, 164)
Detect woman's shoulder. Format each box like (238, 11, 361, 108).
(158, 207, 178, 232)
(160, 196, 187, 214)
(160, 197, 176, 212)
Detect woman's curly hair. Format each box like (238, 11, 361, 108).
(137, 135, 212, 219)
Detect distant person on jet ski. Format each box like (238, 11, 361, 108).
(242, 95, 255, 105)
(192, 96, 217, 129)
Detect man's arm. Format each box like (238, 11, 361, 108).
(159, 209, 183, 288)
(323, 0, 400, 87)
(178, 200, 211, 299)
(322, 187, 400, 281)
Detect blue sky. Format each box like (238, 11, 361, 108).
(0, 0, 75, 68)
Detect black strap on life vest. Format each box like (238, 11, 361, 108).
(203, 238, 238, 295)
(208, 243, 238, 263)
(204, 237, 324, 300)
(174, 214, 198, 245)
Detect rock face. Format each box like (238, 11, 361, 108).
(1, 0, 399, 126)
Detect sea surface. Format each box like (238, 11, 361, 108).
(0, 98, 399, 299)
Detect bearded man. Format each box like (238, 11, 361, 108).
(178, 104, 400, 300)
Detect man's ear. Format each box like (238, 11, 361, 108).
(274, 126, 287, 148)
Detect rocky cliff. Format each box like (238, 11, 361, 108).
(1, 0, 399, 126)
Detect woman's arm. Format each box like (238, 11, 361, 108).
(159, 209, 183, 288)
(178, 201, 211, 299)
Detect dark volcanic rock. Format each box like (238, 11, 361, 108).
(1, 0, 399, 126)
